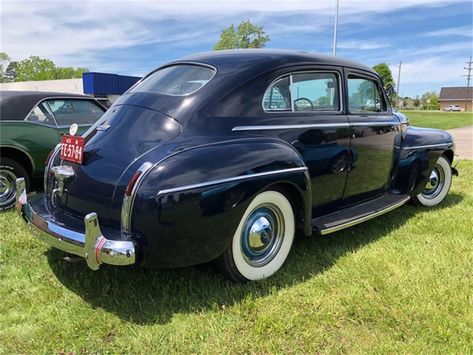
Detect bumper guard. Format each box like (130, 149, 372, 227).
(15, 178, 136, 270)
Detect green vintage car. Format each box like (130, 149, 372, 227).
(0, 91, 106, 210)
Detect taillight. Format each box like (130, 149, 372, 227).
(124, 171, 142, 196)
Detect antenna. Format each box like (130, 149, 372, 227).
(465, 56, 473, 87)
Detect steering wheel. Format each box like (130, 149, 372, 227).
(294, 98, 313, 111)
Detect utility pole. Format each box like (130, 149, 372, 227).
(464, 56, 472, 87)
(332, 0, 340, 56)
(396, 61, 402, 97)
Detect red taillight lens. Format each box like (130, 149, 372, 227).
(125, 171, 142, 196)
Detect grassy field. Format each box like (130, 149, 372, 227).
(402, 110, 473, 130)
(1, 116, 473, 353)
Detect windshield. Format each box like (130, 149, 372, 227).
(130, 64, 215, 96)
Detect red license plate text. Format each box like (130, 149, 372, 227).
(60, 135, 85, 164)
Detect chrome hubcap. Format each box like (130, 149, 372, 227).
(421, 166, 445, 199)
(0, 169, 17, 206)
(241, 203, 284, 267)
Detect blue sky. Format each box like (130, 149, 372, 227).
(1, 0, 472, 97)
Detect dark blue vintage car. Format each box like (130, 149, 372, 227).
(16, 50, 457, 282)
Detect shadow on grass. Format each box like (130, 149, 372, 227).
(47, 192, 463, 325)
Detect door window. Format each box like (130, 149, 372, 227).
(25, 102, 55, 125)
(348, 76, 386, 113)
(45, 99, 105, 126)
(291, 73, 339, 111)
(263, 72, 340, 112)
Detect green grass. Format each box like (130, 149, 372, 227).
(402, 110, 473, 130)
(1, 161, 472, 353)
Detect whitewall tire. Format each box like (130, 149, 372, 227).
(413, 155, 452, 207)
(220, 190, 295, 282)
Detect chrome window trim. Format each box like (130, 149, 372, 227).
(157, 167, 308, 196)
(23, 97, 105, 128)
(346, 73, 390, 115)
(262, 70, 343, 114)
(129, 62, 218, 97)
(232, 121, 400, 131)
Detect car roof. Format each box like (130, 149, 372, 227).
(0, 91, 98, 121)
(173, 49, 376, 74)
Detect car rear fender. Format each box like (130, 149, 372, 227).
(129, 137, 311, 268)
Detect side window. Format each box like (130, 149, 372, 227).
(45, 99, 105, 126)
(263, 76, 291, 111)
(263, 72, 340, 112)
(291, 73, 340, 111)
(25, 102, 55, 126)
(348, 76, 386, 113)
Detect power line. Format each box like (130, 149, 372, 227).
(465, 56, 473, 87)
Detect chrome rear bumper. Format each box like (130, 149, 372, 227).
(15, 178, 136, 270)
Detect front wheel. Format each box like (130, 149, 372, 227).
(219, 190, 295, 282)
(412, 155, 452, 207)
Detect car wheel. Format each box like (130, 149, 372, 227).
(220, 190, 295, 282)
(0, 158, 29, 211)
(412, 155, 452, 207)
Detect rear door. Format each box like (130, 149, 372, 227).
(343, 70, 400, 202)
(260, 68, 351, 215)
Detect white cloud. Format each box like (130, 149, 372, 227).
(337, 40, 390, 50)
(421, 26, 473, 38)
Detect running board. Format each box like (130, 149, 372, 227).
(312, 194, 410, 235)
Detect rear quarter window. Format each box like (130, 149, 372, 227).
(130, 64, 216, 96)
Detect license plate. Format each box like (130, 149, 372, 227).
(60, 135, 85, 164)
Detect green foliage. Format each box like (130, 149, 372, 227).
(372, 63, 395, 88)
(401, 110, 472, 130)
(421, 91, 440, 110)
(373, 63, 396, 104)
(14, 55, 88, 81)
(214, 20, 270, 50)
(0, 52, 11, 82)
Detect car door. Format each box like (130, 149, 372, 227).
(343, 69, 400, 203)
(260, 68, 351, 215)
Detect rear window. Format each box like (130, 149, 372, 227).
(130, 64, 216, 96)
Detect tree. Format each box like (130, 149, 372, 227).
(0, 52, 12, 82)
(10, 55, 88, 82)
(373, 63, 396, 105)
(421, 91, 440, 110)
(214, 20, 270, 50)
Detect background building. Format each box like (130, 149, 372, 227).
(439, 87, 473, 112)
(0, 72, 141, 104)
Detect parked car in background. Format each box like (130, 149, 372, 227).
(16, 50, 457, 282)
(444, 104, 461, 112)
(0, 91, 106, 210)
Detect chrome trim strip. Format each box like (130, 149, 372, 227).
(232, 121, 399, 131)
(157, 167, 308, 196)
(320, 196, 411, 235)
(121, 162, 154, 235)
(44, 143, 61, 192)
(401, 143, 453, 150)
(233, 123, 349, 131)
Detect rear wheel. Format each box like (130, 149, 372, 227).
(220, 190, 295, 282)
(0, 158, 29, 211)
(412, 155, 452, 207)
